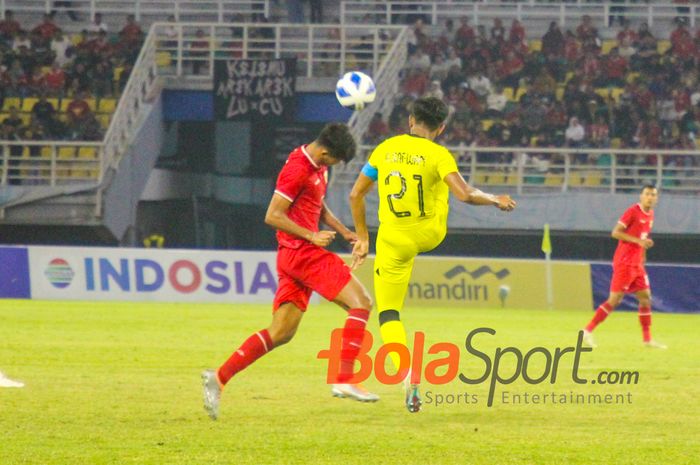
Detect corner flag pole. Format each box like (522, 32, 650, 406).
(542, 223, 553, 310)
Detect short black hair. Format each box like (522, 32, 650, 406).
(642, 184, 658, 192)
(316, 123, 356, 163)
(410, 97, 448, 131)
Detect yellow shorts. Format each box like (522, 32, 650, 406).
(374, 217, 446, 312)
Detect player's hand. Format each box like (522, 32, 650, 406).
(343, 231, 359, 245)
(640, 238, 654, 249)
(310, 230, 336, 247)
(496, 195, 516, 211)
(351, 239, 369, 271)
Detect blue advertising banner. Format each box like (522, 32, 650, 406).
(0, 246, 30, 298)
(591, 263, 700, 313)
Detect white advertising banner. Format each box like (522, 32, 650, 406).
(28, 246, 281, 303)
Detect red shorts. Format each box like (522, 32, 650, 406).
(273, 243, 352, 312)
(610, 264, 650, 294)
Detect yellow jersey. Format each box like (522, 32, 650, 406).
(366, 134, 459, 228)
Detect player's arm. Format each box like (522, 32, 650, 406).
(443, 172, 516, 210)
(611, 222, 653, 249)
(264, 193, 336, 247)
(321, 201, 357, 244)
(348, 165, 377, 269)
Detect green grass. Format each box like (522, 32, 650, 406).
(1, 300, 699, 464)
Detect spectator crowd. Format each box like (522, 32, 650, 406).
(0, 10, 144, 144)
(365, 15, 700, 182)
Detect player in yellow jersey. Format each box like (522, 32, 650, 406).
(349, 97, 516, 412)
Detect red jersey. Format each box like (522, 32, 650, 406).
(613, 204, 654, 267)
(273, 145, 328, 249)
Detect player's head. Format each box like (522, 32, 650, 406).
(314, 123, 356, 165)
(409, 97, 448, 138)
(640, 184, 658, 209)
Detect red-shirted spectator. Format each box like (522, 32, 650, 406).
(672, 31, 695, 61)
(456, 17, 475, 45)
(582, 53, 601, 79)
(32, 14, 60, 41)
(509, 20, 525, 44)
(673, 88, 690, 114)
(44, 62, 66, 95)
(605, 48, 628, 85)
(0, 10, 21, 39)
(564, 31, 581, 63)
(67, 91, 91, 123)
(670, 21, 690, 49)
(576, 15, 598, 41)
(119, 14, 143, 45)
(617, 22, 638, 45)
(402, 69, 429, 97)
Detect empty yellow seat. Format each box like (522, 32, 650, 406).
(79, 147, 97, 158)
(594, 88, 610, 100)
(545, 173, 563, 186)
(156, 51, 172, 67)
(2, 97, 21, 111)
(472, 173, 488, 185)
(502, 87, 515, 101)
(555, 85, 565, 101)
(98, 114, 111, 129)
(658, 40, 671, 54)
(601, 40, 617, 55)
(481, 120, 494, 131)
(58, 146, 78, 158)
(98, 99, 116, 113)
(515, 87, 527, 101)
(529, 39, 542, 52)
(487, 174, 506, 185)
(21, 98, 39, 112)
(86, 98, 97, 112)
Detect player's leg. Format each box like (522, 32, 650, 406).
(374, 228, 425, 411)
(330, 274, 379, 402)
(582, 290, 624, 347)
(373, 228, 417, 375)
(202, 273, 310, 420)
(294, 245, 378, 402)
(633, 274, 666, 348)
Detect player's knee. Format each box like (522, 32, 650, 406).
(268, 325, 297, 346)
(608, 296, 623, 308)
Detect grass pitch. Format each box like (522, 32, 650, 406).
(1, 300, 699, 465)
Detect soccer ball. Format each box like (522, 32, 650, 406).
(335, 71, 376, 111)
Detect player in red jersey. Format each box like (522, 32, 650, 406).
(201, 123, 378, 420)
(582, 185, 666, 349)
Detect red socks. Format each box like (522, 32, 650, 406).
(218, 329, 274, 386)
(639, 306, 652, 342)
(586, 302, 613, 332)
(337, 308, 370, 383)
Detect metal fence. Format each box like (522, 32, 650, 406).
(332, 145, 700, 195)
(1, 0, 269, 31)
(152, 22, 406, 79)
(341, 1, 700, 37)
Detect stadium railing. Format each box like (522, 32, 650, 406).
(2, 0, 269, 30)
(333, 145, 700, 195)
(340, 1, 700, 36)
(152, 22, 406, 80)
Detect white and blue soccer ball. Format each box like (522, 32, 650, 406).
(335, 71, 376, 111)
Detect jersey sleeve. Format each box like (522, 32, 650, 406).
(274, 160, 305, 203)
(618, 206, 636, 228)
(436, 147, 459, 179)
(367, 143, 382, 170)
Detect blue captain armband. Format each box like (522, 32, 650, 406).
(361, 162, 378, 181)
